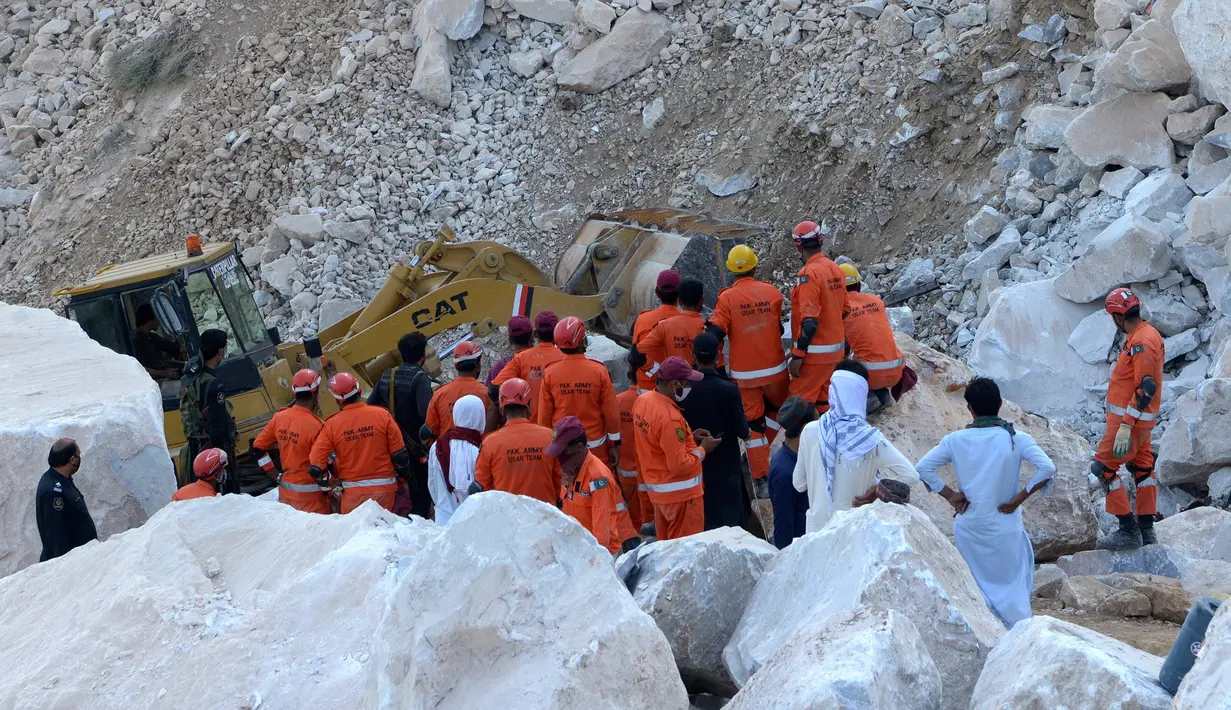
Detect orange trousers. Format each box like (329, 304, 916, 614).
(789, 361, 838, 412)
(1095, 418, 1157, 517)
(280, 489, 332, 514)
(616, 471, 646, 529)
(652, 497, 705, 540)
(741, 376, 791, 479)
(340, 485, 397, 514)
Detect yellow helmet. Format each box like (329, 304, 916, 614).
(726, 244, 758, 274)
(840, 263, 861, 286)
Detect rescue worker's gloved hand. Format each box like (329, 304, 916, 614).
(1112, 422, 1133, 457)
(392, 448, 412, 480)
(788, 356, 802, 379)
(308, 465, 330, 486)
(620, 537, 643, 555)
(467, 480, 484, 496)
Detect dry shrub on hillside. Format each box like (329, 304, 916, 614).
(107, 24, 198, 94)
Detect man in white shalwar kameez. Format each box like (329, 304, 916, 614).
(915, 377, 1055, 628)
(794, 362, 920, 532)
(427, 395, 486, 525)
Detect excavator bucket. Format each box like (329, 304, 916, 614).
(555, 208, 768, 344)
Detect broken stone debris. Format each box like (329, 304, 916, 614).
(556, 9, 671, 94)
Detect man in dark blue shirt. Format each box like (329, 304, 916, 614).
(36, 439, 98, 562)
(768, 396, 815, 549)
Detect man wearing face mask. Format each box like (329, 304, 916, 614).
(549, 416, 640, 555)
(632, 357, 723, 541)
(36, 438, 98, 563)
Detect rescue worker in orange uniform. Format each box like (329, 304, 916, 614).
(492, 311, 565, 407)
(630, 270, 682, 393)
(1093, 287, 1165, 551)
(839, 263, 907, 411)
(548, 416, 642, 555)
(708, 244, 789, 484)
(632, 356, 722, 540)
(634, 278, 722, 375)
(172, 449, 228, 501)
(788, 220, 848, 412)
(471, 378, 561, 505)
(251, 369, 330, 514)
(426, 341, 492, 437)
(615, 386, 649, 528)
(309, 373, 411, 514)
(536, 316, 622, 469)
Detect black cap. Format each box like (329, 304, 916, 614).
(777, 396, 817, 431)
(693, 332, 719, 362)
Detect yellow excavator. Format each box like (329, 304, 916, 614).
(53, 208, 766, 490)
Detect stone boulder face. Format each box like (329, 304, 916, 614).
(877, 336, 1099, 560)
(508, 0, 577, 24)
(968, 278, 1106, 419)
(1174, 600, 1231, 709)
(1173, 0, 1231, 112)
(1094, 19, 1191, 92)
(423, 0, 485, 40)
(0, 305, 175, 580)
(1064, 92, 1175, 170)
(618, 527, 777, 695)
(1053, 213, 1175, 303)
(722, 503, 1005, 708)
(1155, 507, 1231, 562)
(0, 497, 439, 708)
(369, 492, 689, 709)
(557, 9, 671, 94)
(1055, 544, 1231, 598)
(411, 4, 454, 110)
(724, 609, 942, 710)
(1157, 378, 1231, 485)
(971, 616, 1172, 710)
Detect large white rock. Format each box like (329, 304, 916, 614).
(1173, 0, 1231, 112)
(971, 616, 1172, 710)
(968, 278, 1106, 419)
(557, 9, 671, 94)
(619, 527, 776, 694)
(1068, 309, 1119, 364)
(1155, 506, 1231, 562)
(1095, 20, 1191, 92)
(1053, 213, 1175, 303)
(1174, 600, 1231, 709)
(369, 492, 689, 709)
(1064, 92, 1176, 170)
(722, 503, 1005, 708)
(724, 609, 942, 710)
(1157, 378, 1231, 485)
(1020, 105, 1082, 151)
(0, 496, 439, 707)
(508, 0, 577, 24)
(1124, 168, 1194, 220)
(412, 26, 453, 109)
(1174, 195, 1231, 284)
(878, 335, 1100, 559)
(423, 0, 484, 40)
(962, 227, 1022, 280)
(0, 305, 174, 579)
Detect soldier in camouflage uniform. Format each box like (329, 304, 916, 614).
(179, 329, 239, 493)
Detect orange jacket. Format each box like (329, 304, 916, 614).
(172, 480, 218, 501)
(309, 402, 405, 483)
(640, 311, 724, 373)
(1107, 321, 1164, 429)
(616, 388, 641, 478)
(474, 418, 561, 504)
(711, 277, 787, 387)
(632, 304, 680, 391)
(426, 376, 491, 435)
(492, 342, 565, 408)
(253, 405, 325, 487)
(632, 390, 705, 504)
(790, 253, 847, 364)
(561, 453, 638, 554)
(536, 354, 621, 449)
(843, 291, 905, 390)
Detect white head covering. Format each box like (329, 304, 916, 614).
(452, 394, 486, 433)
(818, 370, 885, 499)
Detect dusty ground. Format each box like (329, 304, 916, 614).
(1034, 604, 1182, 657)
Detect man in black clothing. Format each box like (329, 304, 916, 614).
(132, 303, 184, 379)
(36, 439, 98, 562)
(680, 333, 751, 530)
(368, 332, 434, 518)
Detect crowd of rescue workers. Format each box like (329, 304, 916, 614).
(36, 222, 1168, 627)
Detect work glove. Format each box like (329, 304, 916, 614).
(1112, 422, 1133, 458)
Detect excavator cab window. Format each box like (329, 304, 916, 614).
(121, 285, 190, 398)
(67, 296, 129, 356)
(207, 253, 270, 355)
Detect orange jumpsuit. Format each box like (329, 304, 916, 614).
(536, 354, 622, 468)
(640, 310, 724, 373)
(492, 342, 565, 412)
(253, 405, 330, 514)
(711, 276, 789, 479)
(474, 417, 561, 505)
(632, 390, 706, 540)
(843, 291, 906, 391)
(1097, 321, 1164, 517)
(561, 453, 638, 555)
(309, 402, 406, 513)
(615, 387, 648, 527)
(171, 480, 218, 501)
(426, 376, 491, 435)
(632, 304, 680, 392)
(790, 252, 848, 409)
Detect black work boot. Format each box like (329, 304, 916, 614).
(1097, 515, 1143, 551)
(1138, 515, 1157, 546)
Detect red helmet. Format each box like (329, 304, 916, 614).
(498, 378, 533, 408)
(554, 316, 586, 350)
(792, 220, 828, 247)
(292, 369, 321, 393)
(193, 448, 228, 481)
(453, 341, 482, 363)
(328, 372, 361, 401)
(1105, 287, 1140, 315)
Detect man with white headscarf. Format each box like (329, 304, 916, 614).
(793, 361, 920, 532)
(428, 394, 486, 524)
